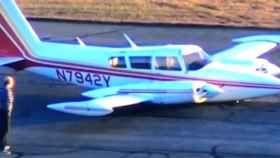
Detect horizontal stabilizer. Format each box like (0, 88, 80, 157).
(0, 56, 23, 66)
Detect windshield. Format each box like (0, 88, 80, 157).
(183, 51, 210, 71)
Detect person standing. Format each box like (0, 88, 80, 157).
(0, 76, 15, 154)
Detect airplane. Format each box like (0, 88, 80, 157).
(1, 0, 280, 116)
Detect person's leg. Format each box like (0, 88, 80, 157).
(0, 109, 8, 151)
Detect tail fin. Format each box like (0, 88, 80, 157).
(0, 0, 40, 58)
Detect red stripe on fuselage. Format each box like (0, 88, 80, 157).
(8, 59, 280, 90)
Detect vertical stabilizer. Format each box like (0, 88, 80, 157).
(0, 0, 40, 57)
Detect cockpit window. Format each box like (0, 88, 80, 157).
(109, 56, 126, 68)
(155, 56, 182, 71)
(183, 51, 210, 71)
(130, 56, 151, 69)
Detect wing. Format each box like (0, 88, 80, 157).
(212, 35, 280, 75)
(211, 34, 280, 60)
(212, 41, 277, 61)
(47, 94, 152, 116)
(47, 81, 223, 116)
(47, 82, 159, 116)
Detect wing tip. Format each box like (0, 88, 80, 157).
(233, 35, 280, 43)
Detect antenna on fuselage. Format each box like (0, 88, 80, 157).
(76, 37, 86, 46)
(123, 33, 138, 49)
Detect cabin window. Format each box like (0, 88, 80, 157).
(183, 52, 209, 71)
(109, 56, 126, 68)
(155, 56, 181, 71)
(129, 56, 151, 69)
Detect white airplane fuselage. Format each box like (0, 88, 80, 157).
(2, 0, 280, 117)
(20, 42, 280, 104)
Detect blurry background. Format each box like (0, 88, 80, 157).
(16, 0, 280, 28)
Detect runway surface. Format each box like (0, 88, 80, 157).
(1, 20, 280, 158)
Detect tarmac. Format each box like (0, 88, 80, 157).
(1, 20, 280, 158)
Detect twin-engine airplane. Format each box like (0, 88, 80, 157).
(1, 0, 280, 116)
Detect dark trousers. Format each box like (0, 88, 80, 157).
(0, 109, 8, 150)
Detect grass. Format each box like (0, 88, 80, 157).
(16, 0, 280, 28)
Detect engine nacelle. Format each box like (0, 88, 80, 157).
(151, 81, 223, 105)
(47, 100, 113, 116)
